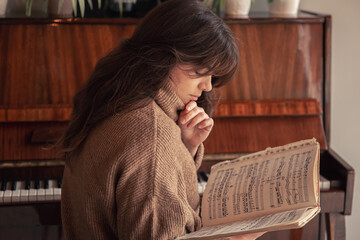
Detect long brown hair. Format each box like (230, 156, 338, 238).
(60, 0, 239, 159)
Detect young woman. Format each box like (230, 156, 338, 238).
(60, 0, 263, 239)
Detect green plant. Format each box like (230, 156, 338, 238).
(72, 0, 124, 18)
(25, 0, 118, 18)
(25, 0, 66, 16)
(203, 0, 224, 15)
(72, 0, 102, 17)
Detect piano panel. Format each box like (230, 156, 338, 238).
(204, 115, 327, 153)
(0, 122, 66, 161)
(219, 21, 324, 105)
(0, 21, 137, 108)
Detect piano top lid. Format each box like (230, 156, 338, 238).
(0, 10, 327, 25)
(223, 11, 328, 23)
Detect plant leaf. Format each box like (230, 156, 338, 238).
(25, 0, 33, 17)
(86, 0, 93, 10)
(117, 0, 123, 17)
(79, 0, 85, 17)
(72, 0, 78, 17)
(203, 0, 211, 7)
(98, 0, 102, 9)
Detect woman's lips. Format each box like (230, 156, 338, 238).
(190, 95, 199, 101)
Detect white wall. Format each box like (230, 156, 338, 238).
(251, 0, 360, 239)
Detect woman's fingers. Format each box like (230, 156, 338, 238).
(185, 111, 208, 128)
(179, 107, 204, 125)
(197, 117, 214, 130)
(185, 101, 197, 111)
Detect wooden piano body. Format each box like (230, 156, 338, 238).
(0, 12, 354, 240)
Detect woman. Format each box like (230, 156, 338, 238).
(60, 0, 263, 239)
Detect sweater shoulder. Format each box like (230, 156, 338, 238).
(86, 101, 179, 159)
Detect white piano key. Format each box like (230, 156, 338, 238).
(28, 181, 37, 202)
(45, 180, 55, 200)
(20, 181, 29, 202)
(197, 172, 208, 195)
(11, 181, 22, 202)
(198, 182, 207, 195)
(0, 178, 63, 204)
(0, 181, 4, 203)
(36, 180, 46, 201)
(3, 182, 12, 203)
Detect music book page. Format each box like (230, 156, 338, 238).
(178, 138, 320, 240)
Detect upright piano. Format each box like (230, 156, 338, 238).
(0, 12, 354, 240)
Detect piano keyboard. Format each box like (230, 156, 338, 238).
(198, 172, 209, 196)
(0, 173, 208, 204)
(0, 173, 332, 204)
(0, 179, 62, 204)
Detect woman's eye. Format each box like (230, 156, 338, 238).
(189, 68, 209, 77)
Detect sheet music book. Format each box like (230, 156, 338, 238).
(178, 139, 320, 240)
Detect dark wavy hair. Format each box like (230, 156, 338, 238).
(60, 0, 239, 158)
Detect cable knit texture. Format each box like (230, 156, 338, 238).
(61, 84, 204, 240)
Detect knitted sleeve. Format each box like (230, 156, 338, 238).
(115, 109, 202, 240)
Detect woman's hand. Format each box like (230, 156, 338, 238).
(178, 101, 214, 157)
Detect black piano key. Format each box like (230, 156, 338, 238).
(35, 180, 40, 189)
(25, 180, 31, 190)
(1, 180, 8, 191)
(44, 179, 49, 189)
(57, 178, 62, 188)
(11, 181, 17, 190)
(199, 172, 209, 182)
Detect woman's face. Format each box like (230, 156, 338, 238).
(169, 65, 212, 105)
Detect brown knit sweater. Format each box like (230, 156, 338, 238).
(61, 84, 204, 240)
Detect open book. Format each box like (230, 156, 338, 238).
(178, 138, 320, 240)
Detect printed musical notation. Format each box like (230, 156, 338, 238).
(206, 146, 315, 220)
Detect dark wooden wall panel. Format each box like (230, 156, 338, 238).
(217, 22, 323, 105)
(0, 23, 136, 107)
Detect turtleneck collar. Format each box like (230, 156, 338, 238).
(155, 83, 185, 122)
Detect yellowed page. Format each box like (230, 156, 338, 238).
(177, 207, 320, 240)
(201, 138, 320, 227)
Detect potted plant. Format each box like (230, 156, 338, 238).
(268, 0, 300, 16)
(224, 0, 253, 17)
(203, 0, 224, 16)
(23, 0, 106, 18)
(22, 0, 72, 17)
(0, 0, 9, 17)
(203, 0, 253, 17)
(72, 0, 106, 18)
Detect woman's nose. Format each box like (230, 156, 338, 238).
(200, 76, 212, 92)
